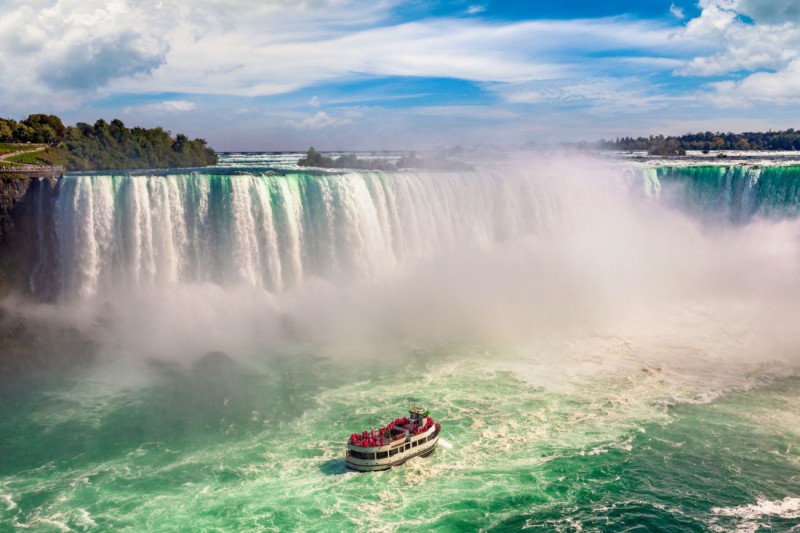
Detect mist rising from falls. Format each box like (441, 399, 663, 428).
(5, 154, 800, 531)
(7, 154, 800, 378)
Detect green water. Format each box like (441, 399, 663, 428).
(657, 165, 800, 222)
(3, 155, 800, 531)
(1, 349, 797, 531)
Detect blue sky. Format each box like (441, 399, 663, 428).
(1, 0, 799, 150)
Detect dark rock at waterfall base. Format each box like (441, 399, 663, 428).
(193, 351, 238, 379)
(0, 306, 98, 378)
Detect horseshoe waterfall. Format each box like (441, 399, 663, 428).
(1, 154, 798, 531)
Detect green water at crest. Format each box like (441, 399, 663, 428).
(1, 352, 797, 532)
(657, 165, 800, 222)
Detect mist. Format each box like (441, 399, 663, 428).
(3, 153, 799, 391)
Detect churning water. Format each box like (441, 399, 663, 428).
(1, 153, 799, 531)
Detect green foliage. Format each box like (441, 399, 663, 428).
(0, 123, 13, 143)
(298, 147, 394, 170)
(297, 147, 333, 167)
(298, 148, 473, 171)
(7, 147, 67, 166)
(0, 114, 217, 170)
(601, 129, 800, 154)
(647, 139, 686, 156)
(0, 143, 23, 156)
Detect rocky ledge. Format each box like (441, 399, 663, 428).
(0, 175, 60, 297)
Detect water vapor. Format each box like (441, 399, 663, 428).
(3, 154, 800, 391)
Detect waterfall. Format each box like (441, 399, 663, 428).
(654, 165, 800, 222)
(25, 159, 800, 302)
(35, 167, 561, 301)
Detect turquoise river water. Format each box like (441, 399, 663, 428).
(1, 154, 799, 531)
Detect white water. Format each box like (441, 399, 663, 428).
(3, 153, 800, 531)
(0, 155, 785, 374)
(46, 166, 564, 301)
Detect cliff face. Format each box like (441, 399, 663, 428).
(0, 178, 35, 243)
(0, 175, 97, 376)
(0, 176, 59, 296)
(1, 177, 36, 296)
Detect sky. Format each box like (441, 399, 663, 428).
(1, 0, 799, 150)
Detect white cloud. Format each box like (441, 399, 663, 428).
(734, 0, 800, 23)
(124, 100, 197, 113)
(131, 14, 679, 100)
(408, 105, 518, 120)
(0, 0, 172, 106)
(288, 111, 352, 129)
(674, 0, 800, 105)
(0, 0, 676, 105)
(670, 3, 685, 19)
(496, 78, 680, 114)
(2, 0, 800, 146)
(710, 59, 800, 106)
(678, 1, 800, 77)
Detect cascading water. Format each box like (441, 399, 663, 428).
(2, 154, 800, 531)
(37, 166, 562, 301)
(654, 165, 800, 222)
(39, 163, 800, 303)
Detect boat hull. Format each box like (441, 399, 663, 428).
(346, 429, 439, 472)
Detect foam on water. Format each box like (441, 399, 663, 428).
(2, 153, 800, 530)
(710, 497, 800, 532)
(2, 354, 799, 530)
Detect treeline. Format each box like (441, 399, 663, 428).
(298, 147, 473, 171)
(298, 147, 395, 170)
(599, 129, 800, 155)
(0, 114, 217, 170)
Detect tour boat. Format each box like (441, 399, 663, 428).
(345, 406, 441, 472)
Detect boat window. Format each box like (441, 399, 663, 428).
(377, 451, 388, 459)
(412, 440, 418, 447)
(389, 448, 398, 456)
(405, 444, 410, 450)
(349, 450, 367, 460)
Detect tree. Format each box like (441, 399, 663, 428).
(0, 121, 13, 142)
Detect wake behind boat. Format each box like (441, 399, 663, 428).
(346, 407, 441, 472)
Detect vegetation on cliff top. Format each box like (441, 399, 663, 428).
(298, 147, 473, 171)
(0, 114, 217, 170)
(599, 129, 800, 155)
(298, 147, 395, 170)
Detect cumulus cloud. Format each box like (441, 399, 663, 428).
(679, 1, 800, 77)
(1, 0, 800, 143)
(0, 0, 171, 104)
(711, 59, 800, 105)
(40, 32, 167, 90)
(676, 0, 800, 105)
(735, 0, 800, 23)
(0, 0, 675, 104)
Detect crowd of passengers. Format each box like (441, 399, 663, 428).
(348, 416, 438, 448)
